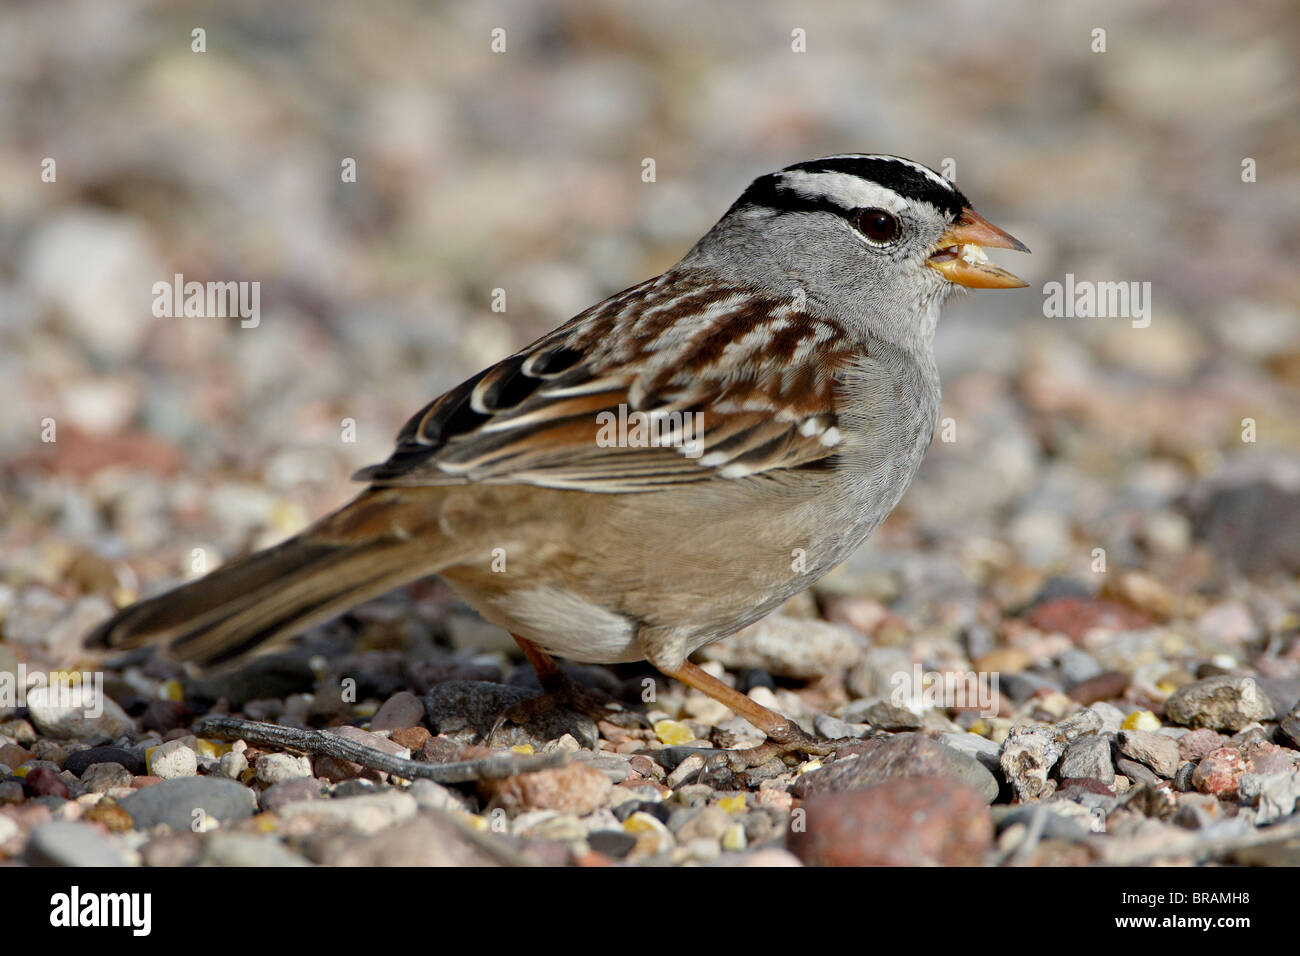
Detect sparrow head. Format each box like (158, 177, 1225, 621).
(688, 153, 1029, 350)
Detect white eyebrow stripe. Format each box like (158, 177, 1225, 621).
(776, 170, 908, 213)
(819, 153, 956, 192)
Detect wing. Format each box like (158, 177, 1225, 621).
(354, 270, 860, 493)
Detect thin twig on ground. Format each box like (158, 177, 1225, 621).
(196, 715, 568, 783)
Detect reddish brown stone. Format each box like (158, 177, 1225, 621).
(390, 726, 431, 752)
(1068, 671, 1130, 705)
(24, 767, 69, 799)
(1192, 748, 1247, 797)
(789, 775, 992, 867)
(1029, 598, 1153, 643)
(481, 762, 612, 815)
(1178, 728, 1228, 762)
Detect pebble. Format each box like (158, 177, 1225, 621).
(792, 733, 999, 803)
(1178, 728, 1229, 762)
(147, 739, 197, 779)
(0, 743, 34, 769)
(1164, 675, 1276, 732)
(256, 753, 314, 785)
(1280, 703, 1300, 749)
(1000, 725, 1064, 801)
(1115, 757, 1162, 786)
(1117, 730, 1182, 778)
(790, 776, 993, 866)
(1059, 734, 1115, 786)
(81, 762, 133, 793)
(370, 691, 425, 731)
(24, 766, 70, 799)
(277, 790, 417, 835)
(860, 700, 923, 731)
(482, 762, 612, 815)
(623, 810, 675, 858)
(570, 750, 632, 784)
(26, 821, 128, 867)
(697, 615, 861, 679)
(82, 802, 134, 832)
(200, 832, 311, 866)
(1238, 771, 1300, 823)
(1088, 702, 1125, 734)
(390, 726, 432, 752)
(259, 776, 323, 812)
(64, 746, 146, 777)
(407, 778, 471, 814)
(119, 776, 257, 831)
(26, 685, 134, 741)
(588, 829, 638, 859)
(218, 748, 249, 780)
(313, 814, 500, 866)
(1068, 671, 1130, 705)
(1191, 748, 1248, 798)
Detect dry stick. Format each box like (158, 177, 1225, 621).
(1097, 814, 1300, 866)
(197, 716, 567, 783)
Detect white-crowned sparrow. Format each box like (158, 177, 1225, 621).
(90, 154, 1028, 762)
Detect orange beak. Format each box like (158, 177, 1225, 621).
(926, 208, 1030, 289)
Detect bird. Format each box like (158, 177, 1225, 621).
(88, 153, 1028, 767)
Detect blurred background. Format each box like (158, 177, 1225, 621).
(1, 0, 1298, 683)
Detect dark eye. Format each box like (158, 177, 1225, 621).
(855, 208, 900, 244)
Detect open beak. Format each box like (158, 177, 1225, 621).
(927, 208, 1030, 289)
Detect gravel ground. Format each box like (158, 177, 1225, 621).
(2, 2, 1299, 866)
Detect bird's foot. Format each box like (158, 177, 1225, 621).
(488, 672, 643, 745)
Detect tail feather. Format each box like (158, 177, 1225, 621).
(89, 520, 434, 670)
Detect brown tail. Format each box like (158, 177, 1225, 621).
(88, 491, 441, 669)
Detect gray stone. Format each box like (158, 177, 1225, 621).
(813, 713, 859, 740)
(1000, 725, 1064, 801)
(65, 746, 146, 777)
(571, 750, 633, 784)
(1116, 757, 1162, 786)
(408, 778, 472, 813)
(1056, 708, 1105, 742)
(1059, 735, 1115, 785)
(276, 791, 418, 835)
(199, 832, 310, 866)
(1173, 761, 1197, 792)
(259, 776, 323, 812)
(1164, 675, 1276, 732)
(370, 691, 425, 731)
(936, 742, 1000, 803)
(26, 685, 134, 741)
(861, 700, 923, 731)
(1280, 702, 1300, 749)
(1117, 729, 1182, 778)
(26, 821, 128, 866)
(81, 762, 133, 793)
(1238, 770, 1300, 823)
(994, 804, 1092, 842)
(697, 615, 861, 679)
(1056, 648, 1103, 687)
(120, 776, 257, 831)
